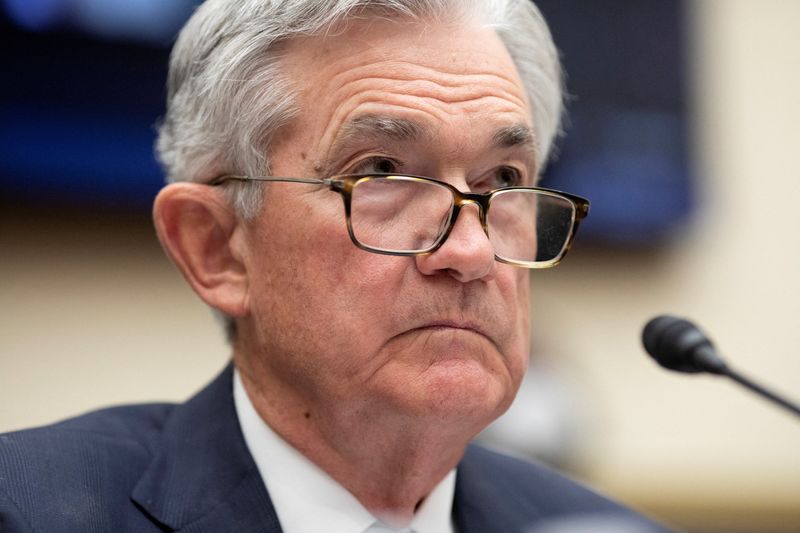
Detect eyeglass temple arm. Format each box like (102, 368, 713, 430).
(209, 175, 333, 186)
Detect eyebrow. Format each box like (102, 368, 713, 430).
(318, 115, 428, 176)
(321, 115, 538, 175)
(346, 115, 425, 142)
(492, 124, 539, 171)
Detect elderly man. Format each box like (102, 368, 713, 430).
(0, 1, 667, 532)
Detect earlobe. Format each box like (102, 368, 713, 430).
(153, 183, 250, 318)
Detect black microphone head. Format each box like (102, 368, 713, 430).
(642, 315, 716, 373)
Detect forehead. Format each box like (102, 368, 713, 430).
(276, 16, 534, 166)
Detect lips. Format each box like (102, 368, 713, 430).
(391, 288, 507, 351)
(415, 321, 485, 336)
(403, 319, 498, 350)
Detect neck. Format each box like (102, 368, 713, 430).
(236, 358, 473, 525)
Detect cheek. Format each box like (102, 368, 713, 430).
(247, 193, 409, 356)
(253, 199, 345, 310)
(516, 272, 531, 336)
(504, 268, 531, 378)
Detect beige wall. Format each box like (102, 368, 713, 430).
(0, 213, 230, 428)
(2, 0, 798, 530)
(528, 0, 800, 528)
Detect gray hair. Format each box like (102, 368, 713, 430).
(156, 0, 563, 339)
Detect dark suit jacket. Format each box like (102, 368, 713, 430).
(0, 365, 667, 532)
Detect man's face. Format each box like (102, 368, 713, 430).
(238, 16, 535, 435)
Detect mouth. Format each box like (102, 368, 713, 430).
(415, 322, 484, 335)
(407, 320, 497, 348)
(382, 317, 505, 364)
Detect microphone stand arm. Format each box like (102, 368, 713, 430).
(720, 365, 800, 419)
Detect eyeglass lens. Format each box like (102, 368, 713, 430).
(348, 177, 577, 264)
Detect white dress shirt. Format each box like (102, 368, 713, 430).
(233, 369, 456, 533)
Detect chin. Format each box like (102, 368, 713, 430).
(415, 358, 516, 426)
(374, 332, 524, 427)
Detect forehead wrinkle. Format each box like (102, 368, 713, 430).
(324, 60, 529, 110)
(308, 54, 533, 176)
(315, 76, 528, 151)
(301, 50, 531, 171)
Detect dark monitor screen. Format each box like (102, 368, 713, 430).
(0, 0, 691, 245)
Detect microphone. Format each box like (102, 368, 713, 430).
(642, 315, 800, 419)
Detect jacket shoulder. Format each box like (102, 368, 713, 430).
(0, 403, 176, 532)
(1, 402, 175, 459)
(460, 444, 620, 508)
(461, 444, 603, 495)
(456, 444, 671, 532)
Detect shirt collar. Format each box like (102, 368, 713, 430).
(233, 368, 456, 533)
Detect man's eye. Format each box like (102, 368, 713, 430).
(352, 156, 399, 175)
(493, 167, 523, 188)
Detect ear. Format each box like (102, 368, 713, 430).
(153, 183, 249, 318)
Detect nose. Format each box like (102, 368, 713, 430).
(415, 202, 495, 282)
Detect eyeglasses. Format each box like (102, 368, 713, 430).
(210, 174, 589, 268)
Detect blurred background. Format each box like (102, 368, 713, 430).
(1, 0, 798, 531)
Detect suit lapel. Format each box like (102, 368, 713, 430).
(453, 446, 543, 533)
(131, 364, 282, 532)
